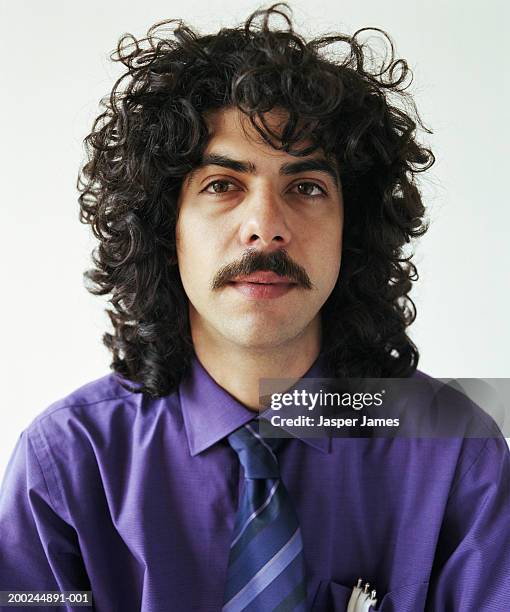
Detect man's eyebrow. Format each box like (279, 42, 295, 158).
(194, 154, 256, 174)
(280, 158, 339, 186)
(192, 153, 339, 186)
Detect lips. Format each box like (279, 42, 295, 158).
(228, 272, 297, 299)
(231, 271, 295, 284)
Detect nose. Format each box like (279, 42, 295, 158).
(238, 186, 292, 249)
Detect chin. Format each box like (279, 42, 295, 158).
(222, 321, 303, 350)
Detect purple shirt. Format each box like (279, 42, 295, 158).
(1, 355, 509, 611)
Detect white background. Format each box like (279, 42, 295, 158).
(1, 0, 508, 480)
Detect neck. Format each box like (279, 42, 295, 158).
(191, 318, 322, 412)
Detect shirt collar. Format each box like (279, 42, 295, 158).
(179, 353, 332, 456)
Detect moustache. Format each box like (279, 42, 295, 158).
(211, 248, 314, 290)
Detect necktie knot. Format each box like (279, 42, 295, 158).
(227, 421, 281, 479)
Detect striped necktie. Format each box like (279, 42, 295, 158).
(222, 420, 309, 612)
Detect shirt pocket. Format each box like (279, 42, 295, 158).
(311, 580, 353, 611)
(311, 579, 430, 611)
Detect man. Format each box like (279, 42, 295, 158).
(1, 5, 509, 611)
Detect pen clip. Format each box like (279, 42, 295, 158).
(347, 577, 378, 612)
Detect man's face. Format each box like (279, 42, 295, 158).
(176, 107, 343, 351)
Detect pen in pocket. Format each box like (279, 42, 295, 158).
(346, 577, 378, 612)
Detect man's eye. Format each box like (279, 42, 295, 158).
(293, 182, 326, 197)
(203, 180, 237, 194)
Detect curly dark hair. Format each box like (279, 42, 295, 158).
(78, 3, 434, 397)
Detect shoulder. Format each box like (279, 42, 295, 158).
(27, 372, 138, 431)
(410, 369, 509, 488)
(24, 372, 180, 457)
(22, 374, 136, 462)
(20, 373, 181, 518)
(405, 368, 504, 439)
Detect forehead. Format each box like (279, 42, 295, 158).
(203, 106, 324, 161)
(206, 106, 286, 138)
